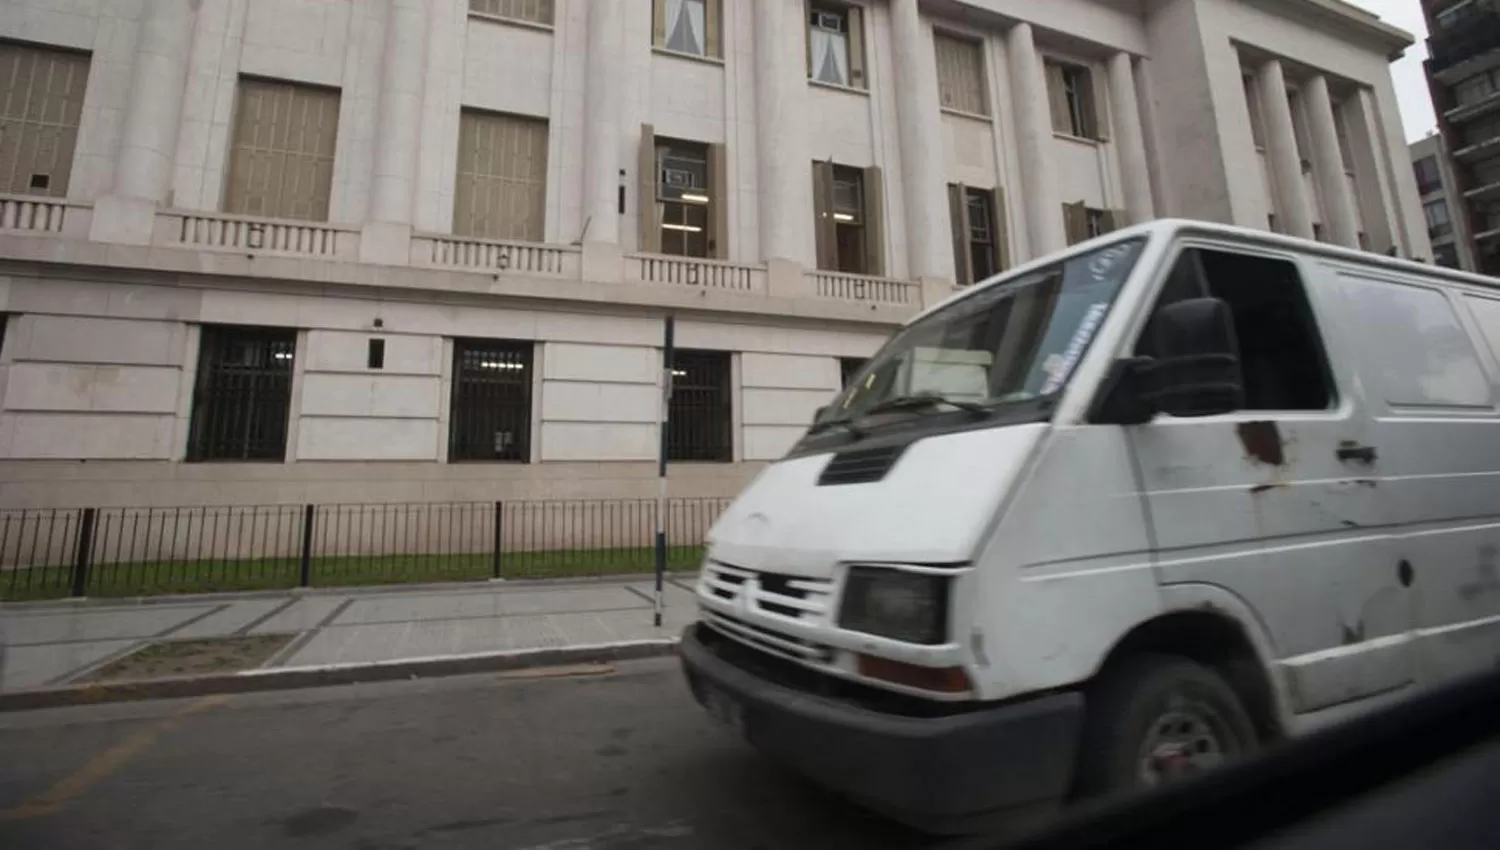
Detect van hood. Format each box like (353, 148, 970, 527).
(706, 424, 1048, 577)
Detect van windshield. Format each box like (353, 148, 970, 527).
(824, 238, 1145, 426)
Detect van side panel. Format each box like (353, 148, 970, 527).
(970, 425, 1162, 701)
(1341, 275, 1500, 686)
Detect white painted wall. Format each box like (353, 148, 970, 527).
(740, 353, 840, 461)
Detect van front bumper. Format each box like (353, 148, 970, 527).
(679, 622, 1085, 831)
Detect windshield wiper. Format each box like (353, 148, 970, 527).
(859, 392, 991, 419)
(807, 415, 866, 437)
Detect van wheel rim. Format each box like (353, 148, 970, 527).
(1137, 706, 1226, 786)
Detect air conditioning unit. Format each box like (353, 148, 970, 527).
(811, 10, 844, 32)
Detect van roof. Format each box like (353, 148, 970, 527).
(915, 218, 1499, 324)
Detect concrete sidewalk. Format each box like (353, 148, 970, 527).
(0, 574, 699, 702)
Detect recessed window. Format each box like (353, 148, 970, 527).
(657, 138, 711, 258)
(1046, 60, 1103, 140)
(949, 184, 1007, 285)
(1426, 200, 1453, 238)
(813, 162, 884, 275)
(454, 109, 548, 242)
(668, 350, 733, 462)
(807, 4, 866, 89)
(226, 78, 340, 221)
(935, 33, 987, 115)
(367, 338, 385, 370)
(839, 357, 867, 389)
(0, 41, 89, 198)
(188, 326, 297, 462)
(1063, 202, 1118, 245)
(449, 340, 533, 462)
(653, 0, 722, 59)
(469, 0, 553, 26)
(1413, 156, 1442, 194)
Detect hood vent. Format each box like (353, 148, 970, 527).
(817, 444, 906, 486)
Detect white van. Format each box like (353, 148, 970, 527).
(679, 219, 1500, 833)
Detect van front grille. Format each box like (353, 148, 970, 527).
(817, 444, 907, 486)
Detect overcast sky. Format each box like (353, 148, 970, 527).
(1345, 0, 1437, 143)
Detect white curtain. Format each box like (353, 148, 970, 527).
(665, 0, 706, 55)
(810, 27, 849, 86)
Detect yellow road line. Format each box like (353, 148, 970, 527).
(0, 694, 229, 822)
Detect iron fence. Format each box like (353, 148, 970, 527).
(0, 497, 729, 601)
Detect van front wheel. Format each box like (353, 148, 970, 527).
(1074, 654, 1257, 798)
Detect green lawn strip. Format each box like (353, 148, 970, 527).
(0, 546, 704, 602)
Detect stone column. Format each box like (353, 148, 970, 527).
(1007, 23, 1065, 256)
(361, 0, 429, 264)
(1256, 59, 1314, 239)
(1108, 52, 1155, 224)
(91, 0, 197, 244)
(1304, 75, 1359, 247)
(582, 0, 623, 247)
(754, 0, 814, 265)
(890, 0, 952, 280)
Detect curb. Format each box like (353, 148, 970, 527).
(0, 638, 681, 712)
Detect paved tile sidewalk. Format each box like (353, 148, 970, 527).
(0, 576, 699, 693)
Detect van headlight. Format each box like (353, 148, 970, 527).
(837, 567, 950, 645)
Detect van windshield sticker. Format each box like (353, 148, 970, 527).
(1040, 301, 1110, 395)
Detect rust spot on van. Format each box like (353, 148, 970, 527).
(1236, 421, 1284, 466)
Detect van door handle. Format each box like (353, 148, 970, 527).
(1336, 444, 1377, 464)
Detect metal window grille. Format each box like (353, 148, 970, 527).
(224, 77, 340, 221)
(187, 326, 297, 462)
(469, 0, 553, 25)
(935, 33, 986, 115)
(668, 350, 731, 462)
(454, 109, 549, 241)
(449, 340, 533, 462)
(0, 41, 90, 196)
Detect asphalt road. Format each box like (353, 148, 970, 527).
(0, 657, 936, 850)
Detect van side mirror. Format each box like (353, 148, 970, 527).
(1090, 297, 1246, 424)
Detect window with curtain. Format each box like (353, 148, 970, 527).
(808, 4, 865, 89)
(935, 33, 987, 115)
(653, 0, 721, 59)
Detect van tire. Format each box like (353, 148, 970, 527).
(1074, 653, 1257, 798)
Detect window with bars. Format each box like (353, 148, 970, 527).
(1046, 60, 1104, 140)
(0, 41, 90, 197)
(935, 33, 987, 115)
(448, 340, 534, 462)
(469, 0, 553, 26)
(653, 0, 722, 59)
(807, 4, 866, 89)
(454, 109, 548, 242)
(668, 350, 732, 462)
(225, 77, 340, 221)
(187, 326, 297, 462)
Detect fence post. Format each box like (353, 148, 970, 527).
(70, 508, 98, 598)
(501, 503, 513, 581)
(299, 504, 316, 588)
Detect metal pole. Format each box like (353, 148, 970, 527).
(71, 508, 97, 598)
(655, 315, 675, 628)
(299, 504, 315, 588)
(492, 500, 504, 580)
